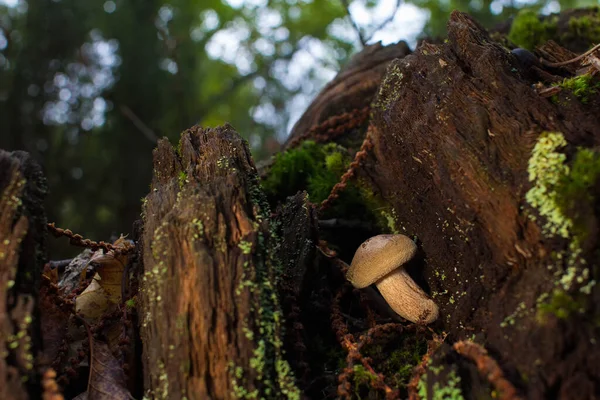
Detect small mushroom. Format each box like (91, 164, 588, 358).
(346, 234, 439, 324)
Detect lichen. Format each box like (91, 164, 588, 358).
(375, 61, 405, 110)
(525, 132, 572, 238)
(524, 131, 600, 321)
(229, 174, 300, 400)
(508, 9, 557, 50)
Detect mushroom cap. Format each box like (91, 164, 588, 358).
(346, 234, 417, 288)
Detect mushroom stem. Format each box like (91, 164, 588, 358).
(375, 268, 439, 324)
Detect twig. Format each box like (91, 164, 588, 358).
(41, 369, 65, 400)
(540, 43, 600, 67)
(407, 332, 447, 400)
(320, 125, 374, 211)
(119, 105, 159, 144)
(47, 223, 135, 255)
(453, 340, 523, 400)
(340, 0, 366, 47)
(364, 0, 402, 43)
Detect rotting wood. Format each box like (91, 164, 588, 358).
(0, 150, 48, 400)
(138, 125, 300, 399)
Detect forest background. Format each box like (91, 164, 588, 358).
(0, 0, 596, 257)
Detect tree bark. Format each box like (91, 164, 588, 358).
(0, 150, 48, 399)
(138, 125, 301, 399)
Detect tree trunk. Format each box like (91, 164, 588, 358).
(0, 150, 48, 400)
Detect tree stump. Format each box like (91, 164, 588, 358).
(139, 125, 300, 399)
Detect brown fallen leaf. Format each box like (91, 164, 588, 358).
(89, 236, 133, 304)
(75, 276, 114, 319)
(74, 339, 133, 400)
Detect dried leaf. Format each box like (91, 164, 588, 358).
(42, 263, 59, 284)
(87, 340, 132, 400)
(89, 236, 133, 303)
(75, 276, 114, 319)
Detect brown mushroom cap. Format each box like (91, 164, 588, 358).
(346, 234, 417, 288)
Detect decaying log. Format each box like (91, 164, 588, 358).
(360, 11, 600, 399)
(139, 125, 300, 399)
(0, 150, 48, 399)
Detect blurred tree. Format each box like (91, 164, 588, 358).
(0, 0, 596, 256)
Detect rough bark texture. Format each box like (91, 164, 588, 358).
(363, 11, 600, 399)
(0, 150, 48, 399)
(138, 125, 299, 399)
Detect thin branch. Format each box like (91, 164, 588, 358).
(364, 0, 402, 43)
(119, 105, 159, 144)
(541, 42, 600, 67)
(341, 0, 367, 47)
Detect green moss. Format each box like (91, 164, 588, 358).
(262, 140, 348, 204)
(230, 175, 300, 399)
(508, 10, 557, 50)
(261, 140, 381, 221)
(418, 365, 465, 400)
(178, 171, 187, 189)
(125, 297, 136, 309)
(554, 74, 600, 104)
(564, 12, 600, 44)
(536, 289, 584, 322)
(351, 365, 378, 395)
(364, 335, 427, 391)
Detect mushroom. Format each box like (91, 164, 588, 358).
(346, 234, 439, 324)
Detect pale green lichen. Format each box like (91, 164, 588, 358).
(376, 62, 405, 110)
(228, 177, 300, 400)
(525, 132, 571, 238)
(523, 132, 600, 322)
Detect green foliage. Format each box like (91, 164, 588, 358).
(353, 365, 378, 394)
(555, 74, 600, 104)
(1, 0, 597, 256)
(261, 140, 346, 203)
(372, 336, 428, 389)
(565, 10, 600, 44)
(508, 9, 557, 49)
(536, 289, 584, 321)
(417, 366, 465, 400)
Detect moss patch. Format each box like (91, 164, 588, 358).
(418, 363, 465, 400)
(261, 140, 381, 222)
(508, 10, 557, 50)
(350, 334, 427, 397)
(553, 74, 600, 104)
(563, 10, 600, 45)
(536, 289, 585, 322)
